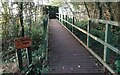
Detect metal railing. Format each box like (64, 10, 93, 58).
(56, 14, 120, 75)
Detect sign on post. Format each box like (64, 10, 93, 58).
(14, 36, 32, 70)
(15, 36, 32, 49)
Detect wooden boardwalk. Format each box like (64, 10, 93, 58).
(48, 19, 104, 74)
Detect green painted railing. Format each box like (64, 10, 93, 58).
(57, 14, 120, 75)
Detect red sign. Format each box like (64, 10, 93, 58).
(15, 36, 32, 49)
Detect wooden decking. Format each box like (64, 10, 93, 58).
(47, 19, 104, 74)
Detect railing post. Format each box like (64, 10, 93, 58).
(103, 24, 111, 72)
(58, 13, 60, 21)
(45, 14, 49, 62)
(104, 24, 111, 63)
(87, 20, 91, 47)
(63, 15, 64, 24)
(66, 15, 67, 27)
(60, 14, 62, 22)
(71, 16, 73, 32)
(72, 16, 75, 33)
(60, 14, 61, 22)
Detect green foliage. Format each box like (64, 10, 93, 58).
(30, 27, 43, 51)
(75, 20, 88, 30)
(115, 60, 120, 73)
(90, 28, 105, 40)
(32, 45, 45, 61)
(66, 18, 73, 31)
(68, 18, 72, 23)
(1, 1, 49, 73)
(112, 30, 120, 49)
(71, 2, 81, 9)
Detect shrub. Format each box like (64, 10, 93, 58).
(30, 27, 43, 50)
(75, 20, 88, 30)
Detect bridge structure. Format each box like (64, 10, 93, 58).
(45, 12, 120, 75)
(2, 3, 119, 75)
(21, 5, 120, 75)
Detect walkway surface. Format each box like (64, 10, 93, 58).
(48, 19, 104, 74)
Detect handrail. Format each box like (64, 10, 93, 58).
(57, 14, 120, 26)
(46, 14, 49, 61)
(56, 15, 120, 75)
(56, 16, 120, 55)
(90, 18, 120, 26)
(58, 19, 116, 74)
(56, 13, 86, 19)
(56, 13, 78, 17)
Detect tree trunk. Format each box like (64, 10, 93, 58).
(117, 2, 120, 22)
(29, 2, 32, 35)
(84, 2, 90, 18)
(96, 2, 102, 19)
(19, 2, 24, 37)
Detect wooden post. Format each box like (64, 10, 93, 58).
(104, 24, 111, 63)
(17, 49, 23, 70)
(87, 20, 91, 47)
(27, 47, 32, 65)
(17, 2, 23, 71)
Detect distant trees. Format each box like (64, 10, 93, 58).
(71, 2, 120, 22)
